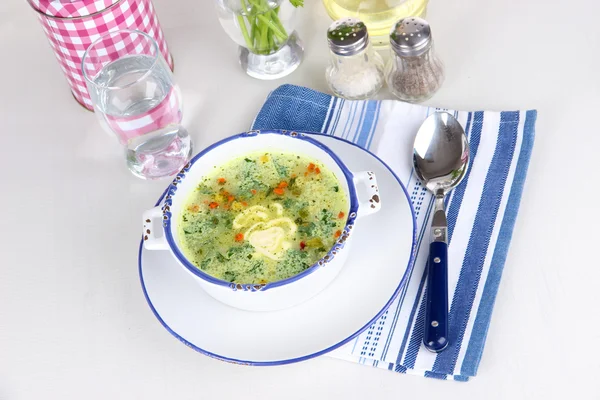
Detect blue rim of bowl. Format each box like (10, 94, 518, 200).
(162, 130, 360, 292)
(138, 131, 418, 366)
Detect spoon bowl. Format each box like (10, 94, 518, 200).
(414, 112, 469, 196)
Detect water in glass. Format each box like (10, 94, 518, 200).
(92, 54, 191, 180)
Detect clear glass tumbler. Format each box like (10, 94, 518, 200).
(82, 29, 192, 180)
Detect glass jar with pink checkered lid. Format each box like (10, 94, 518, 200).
(28, 0, 173, 111)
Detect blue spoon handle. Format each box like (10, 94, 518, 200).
(423, 241, 449, 353)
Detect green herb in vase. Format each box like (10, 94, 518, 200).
(237, 0, 304, 55)
(216, 0, 305, 79)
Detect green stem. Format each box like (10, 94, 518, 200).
(255, 14, 287, 41)
(247, 0, 268, 12)
(267, 28, 274, 52)
(258, 19, 269, 54)
(240, 0, 289, 54)
(270, 8, 288, 38)
(247, 0, 264, 50)
(250, 14, 257, 47)
(237, 0, 254, 51)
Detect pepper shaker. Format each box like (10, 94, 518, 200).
(326, 18, 384, 100)
(386, 18, 444, 103)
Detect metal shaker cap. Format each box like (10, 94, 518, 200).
(390, 17, 432, 57)
(327, 18, 369, 56)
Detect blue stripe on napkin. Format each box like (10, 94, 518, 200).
(252, 85, 333, 133)
(460, 110, 537, 376)
(252, 85, 537, 380)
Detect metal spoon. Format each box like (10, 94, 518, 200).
(413, 112, 470, 353)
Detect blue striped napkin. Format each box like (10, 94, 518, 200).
(251, 84, 536, 381)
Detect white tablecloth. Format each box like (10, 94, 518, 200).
(1, 0, 598, 398)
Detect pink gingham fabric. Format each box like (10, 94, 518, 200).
(29, 0, 173, 110)
(105, 87, 182, 145)
(29, 0, 119, 18)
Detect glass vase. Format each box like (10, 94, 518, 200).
(215, 0, 304, 80)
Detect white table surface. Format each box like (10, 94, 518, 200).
(1, 0, 598, 398)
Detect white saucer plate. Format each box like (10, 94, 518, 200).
(139, 133, 417, 365)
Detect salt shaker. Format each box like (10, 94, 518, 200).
(386, 18, 444, 103)
(326, 18, 384, 100)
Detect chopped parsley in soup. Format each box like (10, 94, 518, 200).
(178, 151, 349, 284)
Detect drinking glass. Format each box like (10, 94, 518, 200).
(82, 29, 192, 180)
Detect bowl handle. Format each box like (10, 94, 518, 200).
(353, 171, 381, 219)
(142, 206, 169, 250)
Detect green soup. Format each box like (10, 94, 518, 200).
(178, 151, 349, 284)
